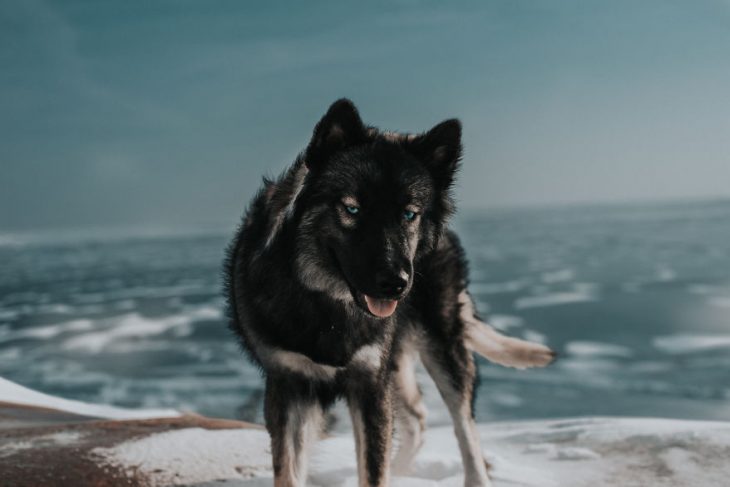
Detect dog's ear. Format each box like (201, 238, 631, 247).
(410, 119, 462, 186)
(305, 99, 366, 171)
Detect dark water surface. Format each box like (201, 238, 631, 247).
(2, 200, 730, 426)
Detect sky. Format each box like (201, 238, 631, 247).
(1, 0, 729, 232)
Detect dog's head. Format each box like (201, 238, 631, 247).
(294, 99, 461, 318)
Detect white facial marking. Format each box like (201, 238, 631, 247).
(342, 195, 359, 208)
(294, 249, 354, 302)
(339, 196, 360, 228)
(294, 206, 354, 303)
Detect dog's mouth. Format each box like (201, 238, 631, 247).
(362, 295, 399, 318)
(328, 247, 405, 319)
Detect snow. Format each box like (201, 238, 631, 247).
(0, 431, 85, 458)
(93, 428, 272, 485)
(0, 376, 180, 420)
(94, 417, 730, 487)
(3, 375, 730, 486)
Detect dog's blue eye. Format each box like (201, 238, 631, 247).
(403, 210, 416, 221)
(345, 206, 359, 215)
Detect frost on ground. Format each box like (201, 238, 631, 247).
(93, 428, 272, 485)
(95, 417, 730, 487)
(3, 375, 730, 486)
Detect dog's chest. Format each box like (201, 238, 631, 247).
(306, 313, 392, 367)
(264, 296, 391, 366)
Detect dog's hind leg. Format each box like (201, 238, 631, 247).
(391, 345, 427, 475)
(421, 341, 492, 487)
(264, 374, 324, 487)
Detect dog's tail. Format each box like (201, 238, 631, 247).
(460, 292, 556, 370)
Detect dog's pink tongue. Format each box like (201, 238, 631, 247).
(364, 295, 398, 318)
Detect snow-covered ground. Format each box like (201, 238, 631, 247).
(93, 417, 730, 487)
(2, 376, 730, 486)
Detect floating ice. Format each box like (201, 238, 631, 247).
(541, 269, 575, 284)
(488, 314, 524, 331)
(653, 335, 730, 354)
(514, 291, 596, 309)
(565, 341, 633, 358)
(62, 305, 222, 354)
(0, 319, 94, 342)
(470, 280, 526, 295)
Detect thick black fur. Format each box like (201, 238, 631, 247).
(224, 99, 491, 487)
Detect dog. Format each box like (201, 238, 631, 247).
(224, 99, 555, 487)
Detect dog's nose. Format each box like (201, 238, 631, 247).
(375, 270, 408, 298)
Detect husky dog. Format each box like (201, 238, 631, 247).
(225, 99, 555, 487)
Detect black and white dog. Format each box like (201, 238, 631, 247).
(225, 99, 555, 487)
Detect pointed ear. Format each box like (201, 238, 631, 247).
(410, 119, 462, 185)
(305, 98, 366, 171)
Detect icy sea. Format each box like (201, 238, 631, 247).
(2, 200, 730, 428)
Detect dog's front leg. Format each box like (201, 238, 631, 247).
(347, 375, 394, 487)
(264, 374, 323, 487)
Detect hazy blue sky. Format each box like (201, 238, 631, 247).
(2, 0, 729, 231)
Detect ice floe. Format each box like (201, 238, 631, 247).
(653, 334, 730, 354)
(564, 341, 633, 358)
(61, 305, 222, 354)
(540, 269, 575, 284)
(470, 280, 526, 295)
(514, 291, 596, 309)
(488, 314, 524, 331)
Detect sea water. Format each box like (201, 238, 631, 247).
(1, 200, 729, 426)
